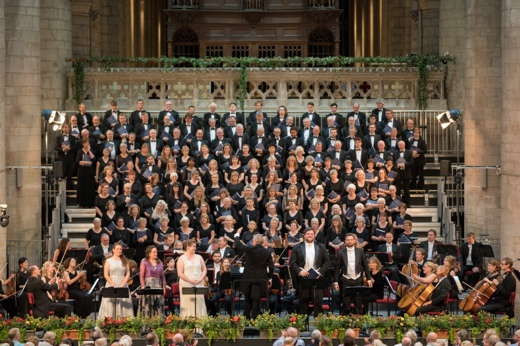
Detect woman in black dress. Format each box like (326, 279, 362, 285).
(86, 218, 111, 247)
(363, 257, 387, 313)
(76, 140, 96, 207)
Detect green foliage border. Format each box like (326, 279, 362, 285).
(68, 54, 454, 110)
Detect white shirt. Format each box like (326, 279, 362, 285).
(345, 246, 360, 279)
(213, 263, 221, 284)
(150, 140, 157, 156)
(427, 241, 435, 260)
(386, 243, 393, 253)
(304, 242, 316, 271)
(102, 244, 110, 256)
(356, 150, 362, 162)
(466, 244, 473, 266)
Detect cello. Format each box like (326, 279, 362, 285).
(406, 282, 436, 315)
(458, 278, 498, 313)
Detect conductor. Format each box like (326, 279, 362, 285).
(234, 232, 274, 319)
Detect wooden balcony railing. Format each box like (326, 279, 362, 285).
(242, 0, 264, 10)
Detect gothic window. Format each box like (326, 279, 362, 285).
(205, 45, 224, 57)
(308, 28, 335, 57)
(258, 45, 276, 58)
(284, 45, 303, 58)
(172, 27, 199, 58)
(232, 45, 250, 58)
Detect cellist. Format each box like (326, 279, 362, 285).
(415, 265, 452, 314)
(479, 257, 516, 316)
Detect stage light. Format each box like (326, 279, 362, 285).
(436, 109, 461, 130)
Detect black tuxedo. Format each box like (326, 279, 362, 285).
(336, 246, 371, 314)
(190, 138, 209, 154)
(324, 112, 345, 129)
(204, 127, 219, 143)
(301, 112, 321, 127)
(346, 111, 367, 134)
(460, 242, 484, 287)
(379, 118, 403, 137)
(157, 109, 180, 127)
(145, 139, 163, 157)
(385, 137, 401, 153)
(371, 107, 390, 123)
(234, 237, 274, 319)
(363, 134, 382, 153)
(180, 122, 199, 140)
(289, 241, 330, 315)
(114, 123, 133, 140)
(420, 240, 441, 262)
(158, 124, 174, 145)
(77, 112, 93, 129)
(103, 110, 121, 129)
(247, 111, 268, 125)
(203, 112, 221, 127)
(134, 123, 155, 141)
(408, 137, 428, 188)
(91, 244, 114, 266)
(327, 150, 349, 165)
(283, 136, 304, 152)
(248, 120, 271, 137)
(231, 135, 249, 152)
(56, 134, 77, 181)
(344, 136, 358, 152)
(217, 246, 235, 259)
(305, 135, 325, 152)
(348, 149, 369, 169)
(210, 137, 230, 153)
(26, 276, 72, 318)
(224, 125, 238, 139)
(129, 110, 151, 129)
(222, 112, 244, 125)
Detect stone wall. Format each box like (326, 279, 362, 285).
(4, 0, 43, 264)
(0, 0, 6, 276)
(500, 0, 520, 260)
(463, 0, 502, 254)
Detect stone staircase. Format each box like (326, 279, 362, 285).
(61, 155, 460, 248)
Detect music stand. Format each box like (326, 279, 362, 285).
(136, 288, 163, 296)
(182, 286, 208, 319)
(101, 287, 129, 319)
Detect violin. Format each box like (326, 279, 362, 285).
(458, 277, 498, 313)
(78, 271, 91, 291)
(2, 274, 16, 295)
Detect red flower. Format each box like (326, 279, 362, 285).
(289, 316, 298, 324)
(231, 316, 240, 323)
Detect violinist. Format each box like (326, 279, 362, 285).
(419, 230, 440, 263)
(15, 257, 29, 316)
(444, 255, 463, 295)
(206, 252, 223, 316)
(413, 248, 427, 276)
(62, 257, 92, 318)
(25, 265, 72, 317)
(415, 265, 452, 314)
(164, 257, 178, 286)
(0, 272, 16, 317)
(412, 261, 437, 285)
(215, 257, 233, 316)
(480, 257, 516, 316)
(363, 257, 387, 312)
(52, 238, 71, 264)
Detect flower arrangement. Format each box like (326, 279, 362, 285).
(197, 315, 245, 345)
(252, 312, 287, 339)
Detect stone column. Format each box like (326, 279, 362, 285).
(0, 0, 7, 276)
(463, 0, 502, 253)
(439, 0, 465, 109)
(500, 0, 520, 260)
(41, 0, 72, 109)
(5, 0, 42, 265)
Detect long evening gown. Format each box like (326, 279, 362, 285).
(179, 254, 207, 318)
(97, 257, 134, 319)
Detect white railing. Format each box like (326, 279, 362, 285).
(66, 66, 447, 113)
(47, 179, 67, 259)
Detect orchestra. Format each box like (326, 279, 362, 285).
(1, 102, 519, 321)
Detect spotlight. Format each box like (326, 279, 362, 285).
(0, 204, 9, 227)
(41, 109, 66, 132)
(436, 109, 461, 130)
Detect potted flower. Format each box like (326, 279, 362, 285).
(197, 315, 245, 345)
(62, 316, 95, 341)
(252, 313, 286, 339)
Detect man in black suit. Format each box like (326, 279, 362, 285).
(231, 124, 249, 152)
(157, 100, 180, 127)
(394, 140, 412, 203)
(363, 123, 382, 154)
(114, 113, 132, 142)
(348, 138, 369, 169)
(223, 116, 238, 138)
(204, 117, 219, 143)
(416, 265, 452, 314)
(247, 101, 268, 126)
(76, 103, 93, 130)
(325, 102, 344, 129)
(190, 129, 209, 154)
(379, 109, 402, 138)
(180, 111, 199, 141)
(217, 237, 235, 259)
(15, 257, 29, 316)
(346, 103, 367, 135)
(283, 127, 304, 153)
(129, 99, 150, 129)
(248, 112, 271, 137)
(234, 232, 274, 319)
(460, 233, 484, 287)
(88, 233, 113, 281)
(408, 127, 428, 189)
(25, 265, 72, 318)
(222, 102, 245, 125)
(334, 233, 372, 314)
(290, 228, 330, 316)
(327, 140, 349, 165)
(146, 129, 163, 158)
(305, 126, 325, 153)
(103, 100, 121, 130)
(301, 102, 321, 127)
(371, 100, 389, 124)
(203, 102, 221, 128)
(420, 230, 441, 263)
(480, 257, 517, 316)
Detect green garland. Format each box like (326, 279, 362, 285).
(68, 54, 454, 109)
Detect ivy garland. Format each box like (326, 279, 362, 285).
(68, 54, 454, 109)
